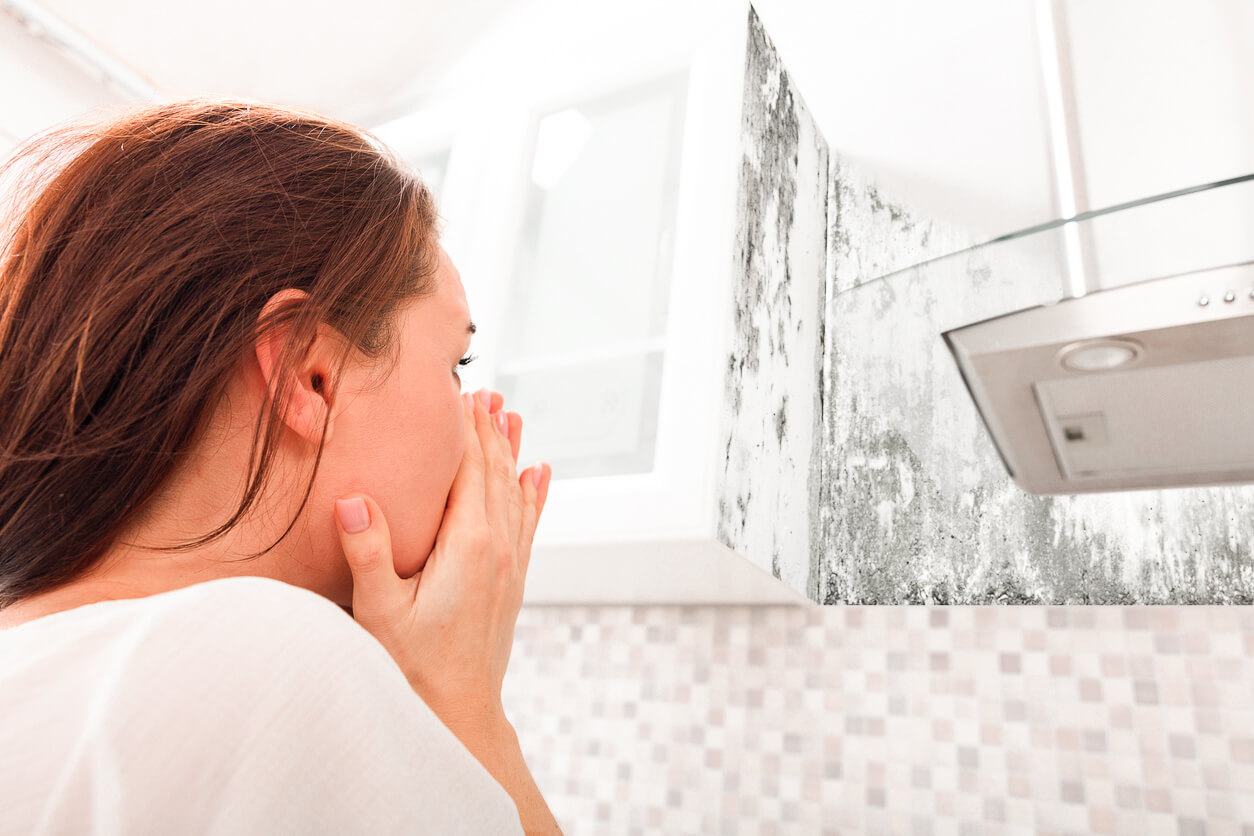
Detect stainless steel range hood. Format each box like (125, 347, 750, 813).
(943, 261, 1254, 495)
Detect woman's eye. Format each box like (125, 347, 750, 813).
(456, 353, 478, 375)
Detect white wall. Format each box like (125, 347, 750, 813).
(0, 11, 122, 158)
(1064, 0, 1254, 209)
(750, 0, 1058, 240)
(1059, 0, 1254, 291)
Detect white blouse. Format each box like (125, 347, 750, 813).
(0, 575, 524, 835)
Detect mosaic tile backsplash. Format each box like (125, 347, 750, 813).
(502, 604, 1254, 834)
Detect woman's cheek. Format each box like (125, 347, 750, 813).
(448, 426, 466, 491)
(453, 397, 468, 465)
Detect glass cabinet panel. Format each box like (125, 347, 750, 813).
(496, 71, 688, 478)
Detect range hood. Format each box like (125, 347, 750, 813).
(943, 260, 1254, 495)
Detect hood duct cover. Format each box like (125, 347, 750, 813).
(943, 261, 1254, 495)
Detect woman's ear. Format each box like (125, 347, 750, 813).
(254, 289, 336, 446)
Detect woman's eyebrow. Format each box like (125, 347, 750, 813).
(466, 321, 476, 335)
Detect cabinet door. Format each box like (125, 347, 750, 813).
(373, 3, 805, 604)
(493, 71, 686, 481)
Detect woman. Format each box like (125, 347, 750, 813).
(0, 98, 562, 835)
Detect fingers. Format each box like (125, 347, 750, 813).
(516, 461, 551, 579)
(517, 467, 537, 577)
(472, 391, 522, 544)
(476, 389, 516, 462)
(333, 493, 402, 627)
(469, 386, 518, 461)
(447, 392, 488, 528)
(505, 412, 521, 463)
(535, 464, 550, 518)
(498, 415, 524, 541)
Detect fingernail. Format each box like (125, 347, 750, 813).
(477, 389, 491, 410)
(496, 411, 507, 434)
(335, 497, 370, 533)
(531, 463, 544, 487)
(463, 392, 474, 414)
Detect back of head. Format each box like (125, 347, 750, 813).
(0, 98, 443, 609)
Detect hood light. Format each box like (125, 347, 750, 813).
(1060, 340, 1141, 372)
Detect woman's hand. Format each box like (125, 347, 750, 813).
(331, 389, 550, 725)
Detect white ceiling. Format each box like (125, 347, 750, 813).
(3, 0, 1251, 243)
(34, 0, 522, 126)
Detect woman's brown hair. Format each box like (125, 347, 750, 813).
(0, 98, 443, 609)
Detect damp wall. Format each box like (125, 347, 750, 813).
(715, 4, 1254, 605)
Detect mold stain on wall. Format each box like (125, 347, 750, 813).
(721, 3, 1254, 605)
(816, 156, 1254, 605)
(717, 2, 828, 602)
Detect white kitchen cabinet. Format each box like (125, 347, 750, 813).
(374, 2, 807, 604)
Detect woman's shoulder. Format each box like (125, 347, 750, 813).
(0, 575, 347, 638)
(137, 576, 398, 683)
(124, 577, 374, 674)
(3, 574, 477, 773)
(165, 575, 353, 629)
(106, 576, 524, 833)
(166, 576, 403, 688)
(0, 576, 526, 835)
(160, 574, 346, 615)
(0, 575, 404, 713)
